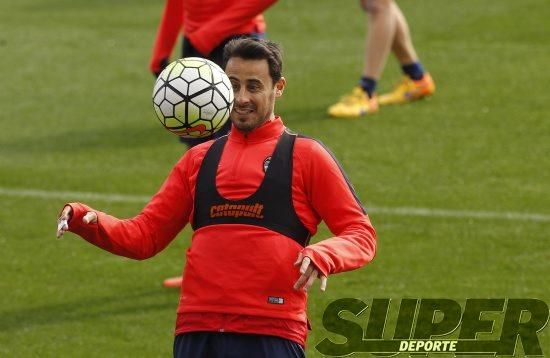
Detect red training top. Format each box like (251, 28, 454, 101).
(67, 117, 377, 346)
(150, 0, 274, 74)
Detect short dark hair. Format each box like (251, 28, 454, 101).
(222, 38, 283, 84)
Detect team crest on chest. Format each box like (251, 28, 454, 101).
(263, 156, 271, 173)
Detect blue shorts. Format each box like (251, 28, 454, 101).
(173, 332, 305, 358)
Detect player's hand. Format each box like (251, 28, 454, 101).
(293, 252, 327, 292)
(56, 206, 97, 239)
(56, 205, 72, 238)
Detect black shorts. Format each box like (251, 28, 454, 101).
(173, 332, 305, 358)
(182, 33, 265, 68)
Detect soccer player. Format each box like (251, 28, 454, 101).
(328, 0, 435, 118)
(57, 38, 377, 357)
(150, 0, 277, 147)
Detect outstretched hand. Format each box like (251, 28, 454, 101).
(56, 206, 97, 239)
(293, 252, 327, 292)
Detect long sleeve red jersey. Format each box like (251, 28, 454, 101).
(150, 0, 273, 74)
(66, 117, 376, 346)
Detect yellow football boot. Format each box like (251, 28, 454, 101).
(328, 87, 379, 118)
(378, 73, 435, 106)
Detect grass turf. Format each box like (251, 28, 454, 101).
(0, 0, 548, 356)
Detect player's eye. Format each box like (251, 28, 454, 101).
(247, 84, 261, 92)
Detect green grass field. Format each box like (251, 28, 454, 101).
(1, 0, 549, 356)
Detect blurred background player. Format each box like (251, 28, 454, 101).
(150, 0, 277, 146)
(328, 0, 435, 118)
(150, 0, 277, 287)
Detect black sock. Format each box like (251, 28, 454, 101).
(359, 76, 377, 98)
(401, 62, 425, 81)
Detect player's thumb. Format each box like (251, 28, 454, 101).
(293, 252, 303, 266)
(82, 211, 98, 224)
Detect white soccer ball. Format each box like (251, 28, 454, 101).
(152, 57, 234, 138)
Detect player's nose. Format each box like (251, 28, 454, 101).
(234, 87, 251, 104)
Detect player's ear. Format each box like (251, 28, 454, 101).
(275, 76, 286, 97)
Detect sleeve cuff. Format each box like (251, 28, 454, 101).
(64, 202, 98, 232)
(301, 248, 331, 277)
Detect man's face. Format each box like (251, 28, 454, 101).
(225, 57, 285, 133)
